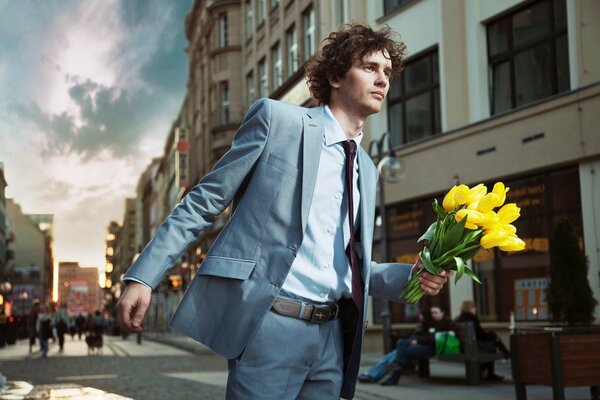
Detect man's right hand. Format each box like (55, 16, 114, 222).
(117, 282, 152, 333)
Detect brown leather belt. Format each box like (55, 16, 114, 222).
(271, 296, 339, 324)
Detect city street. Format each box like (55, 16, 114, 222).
(0, 335, 228, 399)
(1, 333, 594, 400)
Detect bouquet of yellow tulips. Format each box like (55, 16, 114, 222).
(400, 182, 526, 304)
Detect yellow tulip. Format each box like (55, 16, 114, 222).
(456, 209, 485, 230)
(480, 229, 509, 249)
(442, 186, 459, 212)
(478, 193, 501, 213)
(498, 236, 526, 252)
(480, 211, 500, 230)
(454, 184, 470, 206)
(498, 203, 521, 224)
(466, 184, 487, 207)
(492, 182, 509, 207)
(500, 224, 517, 235)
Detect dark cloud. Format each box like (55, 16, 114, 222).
(121, 0, 192, 96)
(9, 79, 173, 159)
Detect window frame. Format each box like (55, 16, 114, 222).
(487, 0, 569, 115)
(302, 6, 315, 61)
(387, 48, 441, 147)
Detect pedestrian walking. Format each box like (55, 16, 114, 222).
(36, 304, 53, 358)
(26, 300, 40, 353)
(75, 314, 85, 340)
(118, 23, 448, 399)
(54, 303, 69, 352)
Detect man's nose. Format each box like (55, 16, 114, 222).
(375, 72, 388, 88)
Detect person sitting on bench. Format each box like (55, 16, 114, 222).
(455, 300, 510, 381)
(380, 306, 454, 385)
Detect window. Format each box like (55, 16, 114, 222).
(472, 167, 582, 322)
(271, 0, 279, 8)
(383, 0, 416, 15)
(247, 71, 255, 104)
(303, 6, 315, 60)
(220, 81, 230, 124)
(258, 58, 268, 98)
(219, 13, 228, 48)
(387, 50, 440, 147)
(487, 0, 569, 115)
(257, 0, 265, 25)
(245, 0, 254, 38)
(271, 43, 283, 89)
(286, 25, 298, 78)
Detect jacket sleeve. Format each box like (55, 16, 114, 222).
(368, 261, 414, 301)
(124, 99, 273, 289)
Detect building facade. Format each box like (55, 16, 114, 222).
(364, 0, 600, 330)
(58, 261, 101, 316)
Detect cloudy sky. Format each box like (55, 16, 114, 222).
(0, 1, 192, 273)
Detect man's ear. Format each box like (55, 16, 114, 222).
(327, 73, 341, 89)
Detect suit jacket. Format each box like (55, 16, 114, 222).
(125, 98, 413, 398)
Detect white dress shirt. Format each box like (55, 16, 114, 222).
(280, 105, 361, 303)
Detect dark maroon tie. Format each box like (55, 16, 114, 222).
(342, 140, 364, 313)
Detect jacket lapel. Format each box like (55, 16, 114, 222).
(301, 107, 324, 234)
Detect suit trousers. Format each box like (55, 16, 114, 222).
(226, 309, 344, 399)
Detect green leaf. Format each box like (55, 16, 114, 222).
(454, 257, 466, 284)
(432, 199, 446, 219)
(418, 221, 437, 244)
(420, 248, 441, 275)
(439, 214, 467, 254)
(463, 266, 482, 284)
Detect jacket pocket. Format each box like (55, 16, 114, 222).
(197, 256, 257, 280)
(267, 153, 298, 178)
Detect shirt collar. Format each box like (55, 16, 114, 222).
(323, 105, 364, 147)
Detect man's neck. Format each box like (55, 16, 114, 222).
(327, 104, 365, 140)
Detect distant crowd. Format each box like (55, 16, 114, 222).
(26, 300, 112, 357)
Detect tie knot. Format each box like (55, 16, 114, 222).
(342, 140, 357, 159)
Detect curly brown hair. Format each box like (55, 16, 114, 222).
(305, 23, 407, 105)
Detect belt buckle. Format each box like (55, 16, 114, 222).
(310, 304, 336, 323)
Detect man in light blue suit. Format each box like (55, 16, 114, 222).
(118, 24, 448, 399)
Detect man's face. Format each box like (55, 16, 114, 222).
(330, 49, 392, 117)
(431, 307, 444, 321)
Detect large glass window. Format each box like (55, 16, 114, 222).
(271, 43, 282, 89)
(247, 71, 255, 105)
(487, 0, 569, 115)
(257, 0, 265, 25)
(303, 6, 315, 61)
(245, 0, 254, 39)
(219, 13, 228, 48)
(286, 25, 298, 78)
(258, 58, 268, 98)
(387, 49, 440, 147)
(378, 166, 583, 324)
(220, 81, 230, 124)
(472, 167, 582, 322)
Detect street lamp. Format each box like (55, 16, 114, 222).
(368, 132, 405, 353)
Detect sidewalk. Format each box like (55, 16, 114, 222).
(144, 332, 593, 400)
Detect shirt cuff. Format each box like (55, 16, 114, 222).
(123, 276, 152, 290)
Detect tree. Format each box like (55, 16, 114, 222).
(546, 218, 597, 325)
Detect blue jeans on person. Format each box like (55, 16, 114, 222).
(359, 351, 396, 381)
(40, 338, 49, 357)
(387, 338, 434, 383)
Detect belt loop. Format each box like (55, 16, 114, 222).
(298, 301, 307, 319)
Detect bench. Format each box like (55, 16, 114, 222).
(416, 320, 505, 385)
